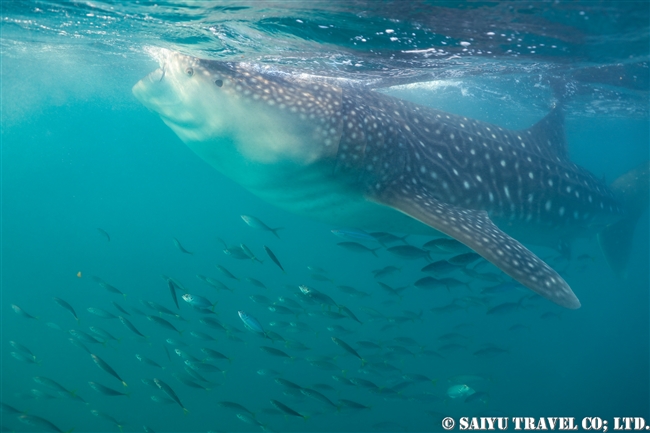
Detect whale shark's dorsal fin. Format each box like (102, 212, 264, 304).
(521, 105, 568, 160)
(373, 185, 581, 309)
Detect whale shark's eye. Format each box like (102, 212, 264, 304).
(214, 79, 223, 87)
(185, 67, 194, 77)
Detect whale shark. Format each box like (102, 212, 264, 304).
(132, 49, 648, 309)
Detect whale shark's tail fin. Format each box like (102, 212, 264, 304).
(598, 161, 650, 278)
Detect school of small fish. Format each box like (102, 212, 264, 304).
(3, 219, 592, 432)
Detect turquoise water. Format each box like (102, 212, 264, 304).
(1, 1, 649, 432)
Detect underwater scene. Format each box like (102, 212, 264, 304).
(1, 1, 649, 432)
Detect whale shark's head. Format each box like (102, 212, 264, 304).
(132, 48, 344, 166)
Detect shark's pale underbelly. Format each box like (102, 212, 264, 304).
(254, 182, 439, 235)
(189, 141, 435, 235)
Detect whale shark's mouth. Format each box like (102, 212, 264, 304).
(133, 49, 225, 139)
(132, 48, 345, 166)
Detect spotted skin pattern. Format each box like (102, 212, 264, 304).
(134, 52, 627, 309)
(332, 90, 621, 228)
(325, 89, 623, 309)
(378, 188, 579, 308)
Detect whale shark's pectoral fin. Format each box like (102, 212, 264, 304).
(372, 187, 581, 309)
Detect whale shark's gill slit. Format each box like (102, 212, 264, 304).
(372, 184, 581, 309)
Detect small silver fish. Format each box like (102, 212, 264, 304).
(11, 304, 38, 320)
(89, 326, 120, 342)
(173, 237, 193, 254)
(91, 353, 127, 387)
(264, 245, 285, 272)
(448, 252, 482, 267)
(135, 354, 165, 369)
(147, 316, 183, 335)
(218, 401, 255, 416)
(270, 399, 308, 419)
(331, 228, 377, 242)
(92, 277, 126, 297)
(240, 243, 263, 263)
(331, 337, 365, 364)
(241, 215, 282, 238)
(447, 384, 475, 399)
(236, 412, 266, 429)
(386, 245, 430, 260)
(154, 378, 189, 414)
(11, 351, 39, 364)
(238, 310, 267, 336)
(53, 297, 78, 322)
(87, 307, 118, 319)
(96, 227, 111, 241)
(337, 241, 379, 257)
(18, 414, 68, 433)
(119, 316, 147, 338)
(215, 265, 239, 280)
(88, 381, 130, 397)
(9, 341, 37, 362)
(244, 277, 267, 289)
(181, 293, 216, 311)
(300, 388, 339, 409)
